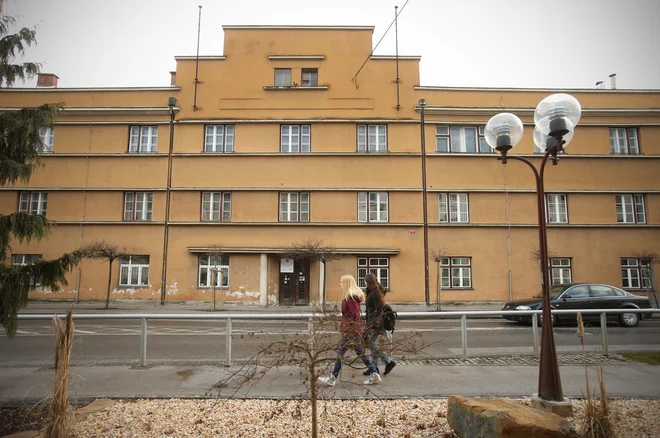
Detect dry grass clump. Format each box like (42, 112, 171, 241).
(576, 312, 613, 438)
(42, 307, 75, 438)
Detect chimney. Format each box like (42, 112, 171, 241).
(170, 71, 176, 86)
(609, 73, 617, 90)
(36, 73, 59, 88)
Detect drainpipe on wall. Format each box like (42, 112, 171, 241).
(160, 97, 176, 305)
(419, 99, 431, 306)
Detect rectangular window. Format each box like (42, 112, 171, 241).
(279, 192, 310, 222)
(550, 257, 572, 285)
(358, 192, 388, 223)
(274, 68, 292, 86)
(301, 68, 318, 86)
(201, 192, 232, 222)
(616, 194, 646, 224)
(18, 192, 48, 216)
(129, 126, 158, 153)
(436, 126, 490, 153)
(610, 128, 640, 155)
(546, 194, 568, 224)
(204, 125, 234, 153)
(12, 254, 43, 286)
(123, 192, 153, 221)
(118, 255, 150, 287)
(281, 125, 311, 153)
(621, 258, 651, 289)
(357, 257, 389, 289)
(198, 255, 229, 288)
(438, 193, 469, 223)
(38, 127, 54, 153)
(357, 125, 387, 152)
(441, 257, 472, 289)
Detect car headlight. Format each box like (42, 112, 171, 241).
(515, 305, 531, 310)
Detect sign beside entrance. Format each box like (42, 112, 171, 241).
(280, 258, 294, 273)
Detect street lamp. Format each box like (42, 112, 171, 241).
(484, 93, 581, 404)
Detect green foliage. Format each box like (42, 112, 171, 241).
(0, 251, 81, 336)
(0, 13, 78, 337)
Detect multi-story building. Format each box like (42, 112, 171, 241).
(2, 25, 659, 305)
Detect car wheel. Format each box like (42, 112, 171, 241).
(539, 311, 556, 327)
(619, 311, 640, 327)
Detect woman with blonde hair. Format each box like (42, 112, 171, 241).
(318, 274, 381, 386)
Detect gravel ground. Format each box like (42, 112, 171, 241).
(61, 398, 660, 438)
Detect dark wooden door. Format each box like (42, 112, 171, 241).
(279, 259, 309, 305)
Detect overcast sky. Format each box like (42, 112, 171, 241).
(4, 0, 660, 89)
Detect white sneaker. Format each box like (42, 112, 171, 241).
(363, 372, 381, 385)
(318, 375, 337, 387)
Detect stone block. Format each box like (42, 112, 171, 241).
(531, 393, 574, 418)
(447, 395, 576, 438)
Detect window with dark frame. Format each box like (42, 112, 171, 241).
(357, 257, 389, 289)
(550, 257, 572, 285)
(129, 126, 158, 153)
(118, 255, 150, 287)
(124, 192, 153, 221)
(357, 124, 387, 152)
(438, 193, 469, 223)
(301, 68, 318, 86)
(621, 258, 651, 289)
(616, 194, 646, 224)
(204, 125, 234, 152)
(610, 128, 640, 155)
(279, 192, 310, 222)
(198, 255, 230, 288)
(281, 125, 311, 152)
(436, 126, 490, 153)
(274, 68, 292, 87)
(357, 192, 388, 222)
(441, 257, 472, 289)
(546, 194, 568, 224)
(38, 127, 54, 153)
(18, 192, 48, 216)
(201, 192, 232, 222)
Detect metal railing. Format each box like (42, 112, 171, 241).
(17, 308, 657, 367)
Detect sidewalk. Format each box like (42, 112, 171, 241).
(19, 299, 506, 314)
(1, 361, 659, 403)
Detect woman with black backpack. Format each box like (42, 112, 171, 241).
(363, 273, 396, 376)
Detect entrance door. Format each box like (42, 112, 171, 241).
(279, 258, 309, 305)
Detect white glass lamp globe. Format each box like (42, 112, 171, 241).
(533, 126, 574, 153)
(534, 93, 581, 137)
(484, 113, 524, 151)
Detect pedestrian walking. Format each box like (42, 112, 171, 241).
(318, 274, 381, 386)
(363, 273, 396, 376)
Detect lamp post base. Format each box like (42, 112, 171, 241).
(531, 393, 573, 418)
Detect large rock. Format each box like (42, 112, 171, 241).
(447, 395, 577, 438)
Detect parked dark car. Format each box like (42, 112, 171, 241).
(502, 283, 652, 327)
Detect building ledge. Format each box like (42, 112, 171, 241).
(268, 55, 325, 60)
(187, 246, 399, 255)
(263, 85, 328, 91)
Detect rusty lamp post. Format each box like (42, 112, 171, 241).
(484, 93, 581, 402)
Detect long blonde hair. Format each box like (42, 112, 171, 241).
(340, 274, 365, 302)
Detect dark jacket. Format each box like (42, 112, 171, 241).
(340, 297, 363, 335)
(365, 285, 383, 327)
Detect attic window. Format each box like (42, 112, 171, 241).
(274, 69, 291, 87)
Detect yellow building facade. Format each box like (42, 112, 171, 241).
(1, 26, 659, 305)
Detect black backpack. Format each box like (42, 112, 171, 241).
(381, 304, 397, 332)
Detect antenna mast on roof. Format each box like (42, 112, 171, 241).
(394, 5, 401, 111)
(193, 5, 203, 111)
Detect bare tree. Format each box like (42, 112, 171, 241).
(79, 240, 125, 310)
(430, 248, 449, 311)
(205, 246, 225, 311)
(207, 309, 431, 438)
(634, 250, 660, 307)
(529, 246, 558, 288)
(283, 238, 343, 307)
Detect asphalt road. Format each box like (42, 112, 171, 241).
(2, 318, 659, 367)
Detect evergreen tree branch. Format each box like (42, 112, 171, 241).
(0, 213, 51, 262)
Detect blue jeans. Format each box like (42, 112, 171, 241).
(331, 333, 378, 377)
(367, 329, 392, 368)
